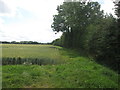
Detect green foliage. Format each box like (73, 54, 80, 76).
(2, 48, 119, 88)
(52, 38, 62, 46)
(51, 1, 119, 72)
(2, 1, 120, 88)
(52, 57, 119, 88)
(52, 2, 104, 49)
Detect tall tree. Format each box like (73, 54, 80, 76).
(51, 2, 104, 48)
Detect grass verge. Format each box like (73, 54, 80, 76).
(2, 45, 120, 88)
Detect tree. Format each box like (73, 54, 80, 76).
(52, 1, 119, 72)
(114, 1, 120, 73)
(51, 2, 104, 49)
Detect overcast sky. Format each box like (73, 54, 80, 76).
(0, 0, 115, 43)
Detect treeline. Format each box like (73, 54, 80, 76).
(1, 41, 51, 44)
(51, 1, 120, 73)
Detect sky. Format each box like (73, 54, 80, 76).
(0, 0, 116, 43)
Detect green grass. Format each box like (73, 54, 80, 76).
(2, 44, 120, 88)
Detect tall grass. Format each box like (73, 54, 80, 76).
(2, 44, 119, 88)
(2, 57, 59, 65)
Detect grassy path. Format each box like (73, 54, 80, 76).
(2, 45, 120, 88)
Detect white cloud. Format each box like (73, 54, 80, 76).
(0, 0, 17, 17)
(0, 18, 62, 42)
(0, 0, 63, 42)
(0, 17, 5, 33)
(90, 0, 115, 15)
(100, 0, 115, 15)
(0, 0, 116, 43)
(0, 0, 10, 13)
(0, 18, 4, 25)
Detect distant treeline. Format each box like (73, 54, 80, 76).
(51, 1, 120, 73)
(0, 41, 51, 44)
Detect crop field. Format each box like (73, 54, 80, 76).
(2, 44, 61, 59)
(2, 44, 65, 65)
(1, 44, 120, 88)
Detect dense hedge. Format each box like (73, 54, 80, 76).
(51, 2, 120, 73)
